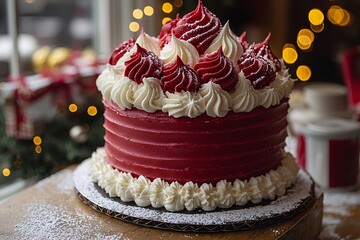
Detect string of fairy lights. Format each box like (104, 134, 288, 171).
(129, 0, 183, 33)
(282, 4, 352, 82)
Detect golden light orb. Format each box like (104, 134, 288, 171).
(133, 9, 143, 19)
(2, 168, 11, 177)
(69, 103, 78, 113)
(308, 9, 324, 25)
(162, 2, 173, 13)
(144, 6, 154, 16)
(282, 44, 298, 64)
(33, 136, 42, 146)
(162, 17, 172, 26)
(129, 22, 140, 32)
(87, 106, 98, 116)
(296, 65, 312, 81)
(35, 145, 42, 154)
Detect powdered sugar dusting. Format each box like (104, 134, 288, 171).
(74, 159, 314, 226)
(35, 169, 74, 195)
(13, 201, 122, 240)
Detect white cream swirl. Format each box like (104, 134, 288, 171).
(133, 77, 165, 113)
(150, 178, 169, 208)
(199, 82, 233, 117)
(162, 91, 205, 118)
(160, 35, 200, 67)
(271, 60, 295, 98)
(96, 64, 117, 102)
(199, 183, 219, 211)
(205, 21, 243, 66)
(136, 30, 160, 55)
(164, 182, 185, 212)
(232, 72, 259, 112)
(131, 175, 151, 207)
(89, 148, 299, 212)
(110, 77, 138, 110)
(258, 86, 282, 108)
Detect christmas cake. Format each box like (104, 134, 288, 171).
(90, 0, 297, 212)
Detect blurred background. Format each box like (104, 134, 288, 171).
(0, 0, 359, 198)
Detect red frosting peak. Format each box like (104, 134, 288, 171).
(159, 14, 180, 48)
(253, 33, 281, 71)
(124, 44, 163, 84)
(108, 38, 135, 65)
(194, 48, 238, 92)
(161, 56, 200, 93)
(238, 48, 276, 89)
(238, 32, 249, 51)
(172, 0, 222, 55)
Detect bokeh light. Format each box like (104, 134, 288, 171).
(296, 65, 312, 81)
(129, 22, 140, 32)
(308, 9, 324, 25)
(69, 103, 78, 113)
(310, 22, 324, 33)
(297, 29, 314, 50)
(282, 44, 298, 64)
(87, 106, 98, 116)
(327, 5, 352, 27)
(162, 17, 172, 25)
(35, 145, 42, 154)
(174, 0, 183, 8)
(162, 2, 173, 13)
(144, 6, 154, 16)
(2, 168, 11, 177)
(133, 9, 143, 19)
(33, 136, 42, 145)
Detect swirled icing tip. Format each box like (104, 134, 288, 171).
(253, 33, 281, 71)
(161, 55, 200, 93)
(195, 47, 238, 92)
(124, 44, 163, 84)
(108, 37, 135, 65)
(173, 0, 222, 55)
(159, 14, 180, 48)
(238, 31, 249, 50)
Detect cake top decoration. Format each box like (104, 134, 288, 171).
(98, 0, 295, 118)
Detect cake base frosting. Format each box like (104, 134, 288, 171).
(75, 158, 313, 232)
(89, 148, 299, 212)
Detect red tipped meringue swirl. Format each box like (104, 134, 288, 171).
(238, 32, 249, 51)
(238, 50, 276, 89)
(172, 0, 222, 55)
(108, 38, 135, 65)
(160, 56, 200, 93)
(253, 33, 281, 71)
(124, 44, 163, 84)
(159, 14, 180, 48)
(194, 48, 238, 92)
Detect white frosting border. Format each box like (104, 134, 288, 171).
(89, 148, 299, 212)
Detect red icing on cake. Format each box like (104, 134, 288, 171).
(159, 14, 180, 48)
(124, 44, 163, 84)
(238, 32, 249, 51)
(160, 56, 200, 93)
(238, 48, 276, 89)
(253, 33, 281, 71)
(194, 48, 238, 92)
(103, 99, 289, 185)
(172, 0, 222, 55)
(108, 38, 136, 65)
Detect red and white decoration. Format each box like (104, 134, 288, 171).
(297, 119, 360, 189)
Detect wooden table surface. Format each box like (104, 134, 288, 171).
(0, 165, 359, 240)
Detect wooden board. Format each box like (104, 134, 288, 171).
(0, 165, 323, 240)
